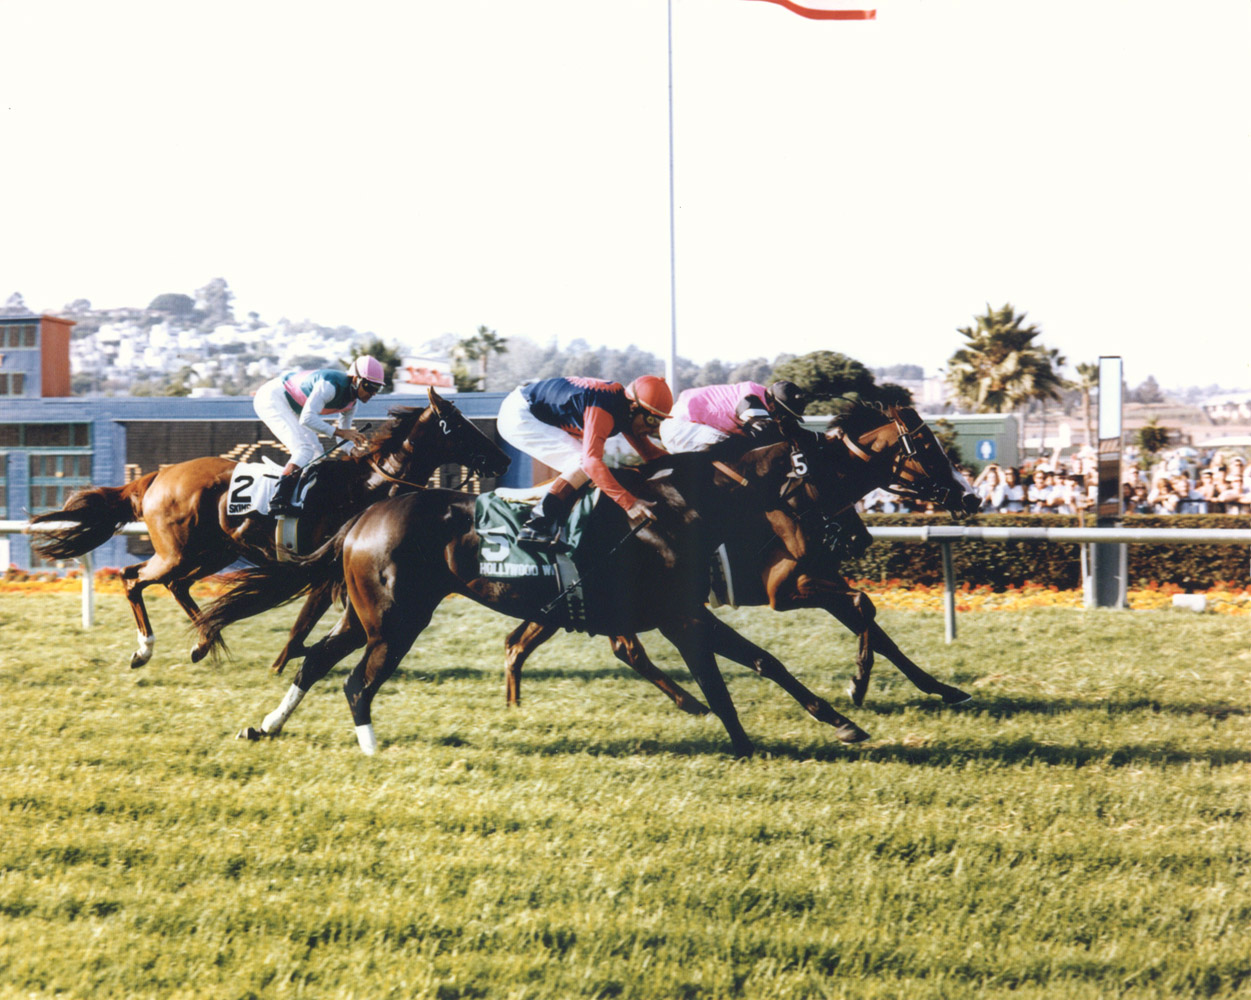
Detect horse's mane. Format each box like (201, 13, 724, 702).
(354, 406, 426, 462)
(823, 398, 901, 437)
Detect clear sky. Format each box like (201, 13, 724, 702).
(3, 0, 1248, 390)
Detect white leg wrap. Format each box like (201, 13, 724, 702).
(355, 724, 378, 756)
(262, 684, 306, 735)
(136, 631, 155, 658)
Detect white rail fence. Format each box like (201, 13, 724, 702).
(5, 520, 1251, 638)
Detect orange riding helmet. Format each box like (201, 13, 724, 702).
(624, 375, 673, 419)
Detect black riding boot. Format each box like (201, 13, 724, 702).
(269, 472, 300, 517)
(517, 479, 578, 550)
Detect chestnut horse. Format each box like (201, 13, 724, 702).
(196, 404, 978, 757)
(502, 406, 979, 714)
(30, 388, 509, 668)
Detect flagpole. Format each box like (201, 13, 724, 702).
(666, 0, 679, 393)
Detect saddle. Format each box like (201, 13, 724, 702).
(227, 458, 333, 559)
(474, 490, 601, 631)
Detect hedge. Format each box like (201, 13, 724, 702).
(845, 514, 1251, 591)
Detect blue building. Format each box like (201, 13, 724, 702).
(0, 315, 525, 570)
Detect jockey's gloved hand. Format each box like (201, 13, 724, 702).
(742, 416, 774, 439)
(626, 499, 658, 526)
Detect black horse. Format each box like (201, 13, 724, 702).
(31, 388, 509, 667)
(196, 403, 977, 757)
(502, 404, 979, 713)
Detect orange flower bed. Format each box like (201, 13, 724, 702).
(5, 570, 1249, 616)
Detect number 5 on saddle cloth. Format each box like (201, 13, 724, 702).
(475, 489, 600, 631)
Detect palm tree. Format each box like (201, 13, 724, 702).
(460, 325, 508, 390)
(943, 304, 1067, 455)
(1075, 361, 1099, 449)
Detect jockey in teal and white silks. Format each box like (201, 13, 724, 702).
(252, 355, 386, 515)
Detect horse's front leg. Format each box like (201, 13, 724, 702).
(700, 608, 870, 744)
(658, 615, 754, 758)
(774, 573, 971, 707)
(609, 635, 709, 715)
(238, 606, 365, 741)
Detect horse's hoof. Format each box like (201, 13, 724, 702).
(129, 652, 150, 670)
(236, 727, 267, 741)
(355, 724, 378, 756)
(676, 698, 711, 716)
(190, 644, 208, 664)
(835, 723, 871, 744)
(942, 689, 973, 705)
(847, 681, 866, 707)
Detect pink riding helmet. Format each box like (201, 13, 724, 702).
(348, 355, 386, 385)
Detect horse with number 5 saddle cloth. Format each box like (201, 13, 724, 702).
(194, 405, 978, 758)
(29, 389, 510, 670)
(502, 403, 980, 715)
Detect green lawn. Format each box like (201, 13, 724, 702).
(1, 593, 1248, 999)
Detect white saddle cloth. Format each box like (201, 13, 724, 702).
(226, 457, 286, 516)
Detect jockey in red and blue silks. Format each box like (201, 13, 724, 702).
(496, 374, 672, 548)
(252, 355, 386, 515)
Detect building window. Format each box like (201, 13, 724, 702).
(1, 324, 38, 349)
(0, 373, 25, 396)
(28, 452, 93, 514)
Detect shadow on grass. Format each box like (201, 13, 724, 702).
(862, 695, 1247, 721)
(376, 728, 1251, 768)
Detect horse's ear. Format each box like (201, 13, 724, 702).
(427, 387, 445, 410)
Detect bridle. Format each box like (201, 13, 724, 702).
(829, 408, 969, 512)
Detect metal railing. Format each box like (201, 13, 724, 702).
(869, 525, 1251, 641)
(4, 520, 1251, 637)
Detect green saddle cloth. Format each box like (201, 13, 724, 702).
(473, 490, 599, 630)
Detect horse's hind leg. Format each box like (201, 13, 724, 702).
(609, 635, 710, 716)
(503, 620, 558, 707)
(121, 561, 161, 668)
(270, 583, 335, 675)
(167, 579, 212, 663)
(699, 608, 870, 744)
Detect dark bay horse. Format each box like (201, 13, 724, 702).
(196, 427, 884, 757)
(502, 404, 979, 713)
(30, 388, 509, 668)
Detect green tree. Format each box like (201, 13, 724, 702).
(770, 350, 908, 413)
(460, 326, 509, 390)
(194, 278, 234, 329)
(344, 337, 404, 391)
(1075, 361, 1099, 449)
(944, 304, 1066, 452)
(1131, 374, 1165, 404)
(148, 293, 196, 317)
(1137, 418, 1171, 468)
(931, 417, 965, 467)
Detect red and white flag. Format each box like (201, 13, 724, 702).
(742, 0, 876, 20)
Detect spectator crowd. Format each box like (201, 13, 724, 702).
(861, 446, 1251, 515)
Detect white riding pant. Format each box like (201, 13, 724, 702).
(497, 387, 588, 482)
(254, 379, 321, 467)
(659, 395, 732, 454)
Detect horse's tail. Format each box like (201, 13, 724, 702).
(28, 474, 156, 560)
(196, 511, 362, 656)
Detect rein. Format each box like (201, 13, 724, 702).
(367, 456, 428, 492)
